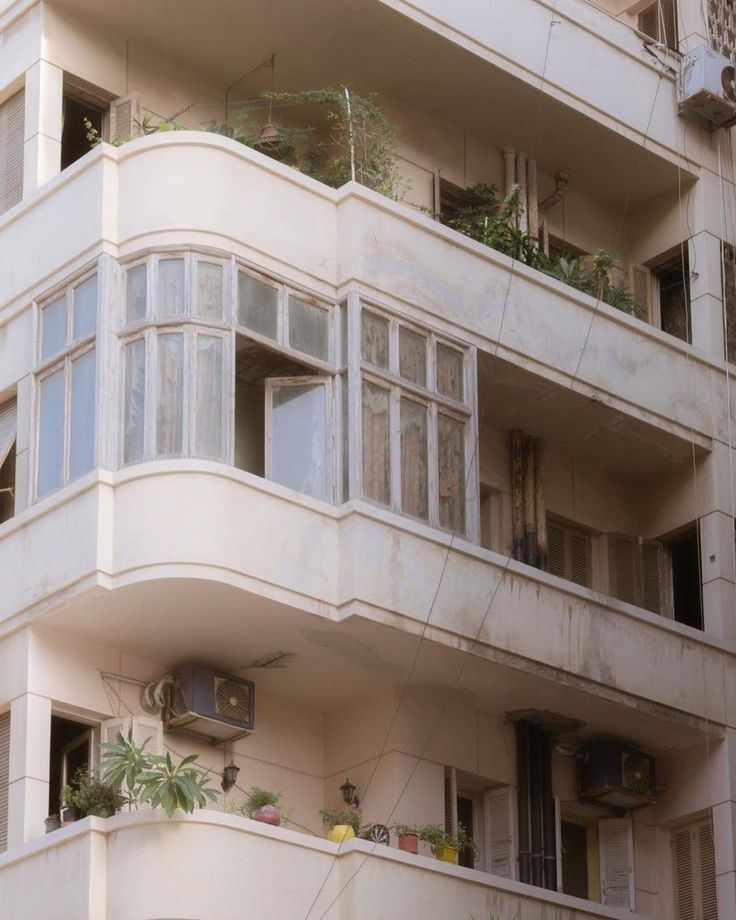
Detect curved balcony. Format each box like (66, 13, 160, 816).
(0, 809, 650, 920)
(0, 133, 727, 450)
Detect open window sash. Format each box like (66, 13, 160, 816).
(265, 377, 333, 502)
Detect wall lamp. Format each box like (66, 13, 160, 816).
(340, 777, 359, 807)
(221, 760, 240, 792)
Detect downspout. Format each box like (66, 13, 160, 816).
(516, 153, 528, 234)
(523, 437, 537, 567)
(541, 731, 557, 891)
(511, 431, 525, 561)
(535, 440, 547, 571)
(516, 721, 531, 884)
(528, 158, 539, 246)
(539, 171, 569, 213)
(503, 146, 516, 199)
(529, 722, 544, 888)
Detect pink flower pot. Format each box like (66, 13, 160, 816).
(253, 804, 281, 826)
(398, 833, 419, 854)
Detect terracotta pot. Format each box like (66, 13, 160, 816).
(253, 804, 281, 826)
(327, 824, 356, 843)
(434, 845, 458, 864)
(398, 833, 419, 854)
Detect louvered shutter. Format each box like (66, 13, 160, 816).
(0, 90, 25, 216)
(673, 818, 718, 920)
(638, 3, 658, 39)
(547, 521, 566, 579)
(639, 539, 664, 614)
(0, 712, 9, 853)
(631, 265, 652, 321)
(608, 535, 637, 605)
(569, 530, 592, 588)
(444, 767, 457, 836)
(599, 817, 634, 909)
(109, 94, 141, 143)
(484, 786, 516, 879)
(547, 517, 592, 589)
(0, 400, 16, 469)
(723, 242, 736, 365)
(131, 714, 163, 755)
(638, 0, 678, 50)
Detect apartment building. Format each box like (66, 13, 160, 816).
(0, 0, 735, 917)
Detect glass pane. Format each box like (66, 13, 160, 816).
(38, 369, 65, 496)
(156, 333, 184, 456)
(361, 380, 390, 505)
(400, 398, 428, 519)
(361, 311, 388, 368)
(436, 343, 464, 401)
(238, 271, 278, 340)
(41, 297, 67, 361)
(399, 327, 427, 386)
(124, 339, 146, 464)
(341, 373, 349, 503)
(195, 336, 224, 460)
(270, 382, 328, 500)
(157, 259, 186, 317)
(72, 275, 98, 341)
(289, 296, 330, 362)
(126, 264, 147, 324)
(438, 413, 465, 532)
(70, 349, 96, 479)
(197, 262, 224, 320)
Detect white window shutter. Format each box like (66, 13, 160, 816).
(109, 94, 141, 143)
(444, 767, 458, 836)
(672, 818, 718, 920)
(698, 821, 718, 920)
(131, 714, 163, 756)
(630, 265, 651, 321)
(0, 90, 25, 216)
(599, 817, 634, 909)
(638, 538, 664, 615)
(0, 400, 17, 469)
(673, 826, 695, 920)
(0, 712, 9, 853)
(608, 534, 638, 605)
(484, 786, 516, 879)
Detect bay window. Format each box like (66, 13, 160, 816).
(36, 271, 98, 498)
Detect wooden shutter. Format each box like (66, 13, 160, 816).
(638, 3, 658, 39)
(444, 767, 457, 836)
(0, 712, 9, 853)
(484, 786, 516, 879)
(0, 90, 25, 216)
(723, 242, 736, 366)
(608, 535, 663, 613)
(109, 94, 141, 143)
(599, 817, 634, 909)
(639, 539, 664, 614)
(547, 517, 592, 589)
(638, 0, 678, 49)
(608, 535, 638, 605)
(673, 818, 718, 920)
(631, 265, 652, 321)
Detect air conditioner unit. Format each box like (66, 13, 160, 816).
(579, 740, 656, 810)
(165, 664, 255, 744)
(678, 45, 736, 127)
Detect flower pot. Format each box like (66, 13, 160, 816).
(253, 804, 281, 826)
(398, 833, 419, 854)
(60, 805, 80, 824)
(327, 824, 356, 843)
(88, 805, 115, 818)
(434, 845, 458, 864)
(45, 815, 61, 834)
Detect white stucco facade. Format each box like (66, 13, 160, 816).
(1, 0, 736, 918)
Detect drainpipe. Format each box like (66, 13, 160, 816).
(511, 431, 525, 562)
(503, 146, 516, 199)
(539, 171, 570, 213)
(542, 220, 550, 257)
(523, 436, 538, 567)
(516, 721, 531, 884)
(535, 440, 547, 571)
(516, 153, 528, 234)
(541, 731, 557, 891)
(529, 722, 544, 888)
(528, 158, 539, 246)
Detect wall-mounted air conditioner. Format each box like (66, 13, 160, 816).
(678, 45, 736, 127)
(579, 740, 656, 810)
(165, 664, 255, 744)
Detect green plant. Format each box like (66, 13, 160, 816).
(61, 766, 124, 816)
(237, 786, 283, 818)
(320, 807, 362, 833)
(393, 822, 419, 836)
(418, 822, 477, 859)
(100, 729, 218, 817)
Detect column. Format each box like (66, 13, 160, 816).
(712, 730, 736, 919)
(7, 693, 51, 847)
(698, 441, 736, 642)
(689, 229, 726, 360)
(23, 59, 63, 196)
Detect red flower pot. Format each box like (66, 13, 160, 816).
(398, 833, 419, 854)
(253, 804, 281, 826)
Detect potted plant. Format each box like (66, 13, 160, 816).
(59, 785, 80, 825)
(419, 823, 456, 863)
(240, 787, 283, 826)
(393, 823, 419, 854)
(320, 807, 361, 843)
(63, 767, 124, 818)
(455, 823, 478, 866)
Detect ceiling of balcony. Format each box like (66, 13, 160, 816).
(43, 577, 714, 756)
(48, 0, 694, 213)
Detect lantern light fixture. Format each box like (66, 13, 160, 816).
(340, 776, 359, 807)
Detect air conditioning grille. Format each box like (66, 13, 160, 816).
(214, 677, 251, 722)
(622, 751, 652, 794)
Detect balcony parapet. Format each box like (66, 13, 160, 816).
(0, 467, 733, 730)
(0, 134, 729, 450)
(0, 809, 650, 920)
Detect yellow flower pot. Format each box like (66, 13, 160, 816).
(328, 824, 356, 843)
(434, 845, 458, 864)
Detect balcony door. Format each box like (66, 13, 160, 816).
(265, 377, 332, 501)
